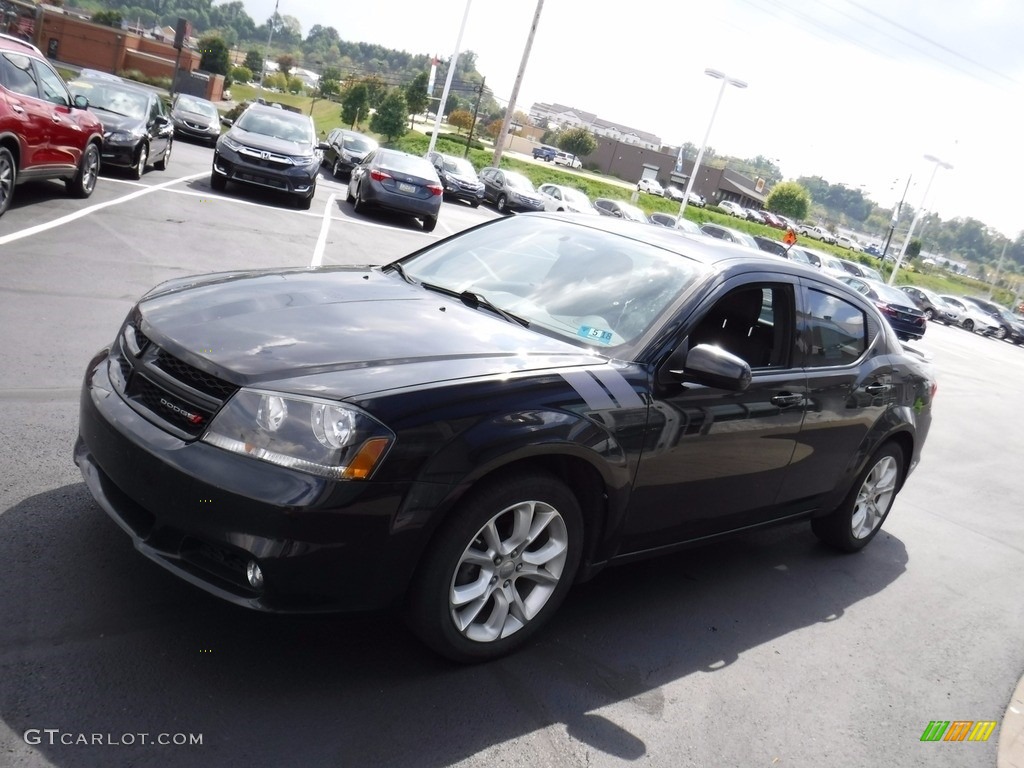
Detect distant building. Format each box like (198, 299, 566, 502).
(528, 102, 662, 150)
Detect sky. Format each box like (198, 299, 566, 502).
(240, 0, 1024, 237)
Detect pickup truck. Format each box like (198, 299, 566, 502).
(798, 224, 837, 244)
(532, 146, 557, 161)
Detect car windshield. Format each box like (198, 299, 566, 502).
(175, 95, 218, 120)
(396, 217, 707, 349)
(71, 81, 148, 119)
(344, 135, 376, 152)
(443, 157, 476, 176)
(237, 110, 311, 143)
(505, 172, 535, 192)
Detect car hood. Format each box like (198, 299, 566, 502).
(446, 171, 482, 185)
(137, 268, 603, 399)
(225, 127, 313, 157)
(91, 109, 145, 134)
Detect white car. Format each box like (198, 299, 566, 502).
(718, 200, 745, 217)
(662, 185, 685, 201)
(637, 178, 664, 195)
(552, 152, 582, 169)
(939, 295, 1001, 334)
(537, 183, 598, 215)
(799, 224, 837, 244)
(836, 235, 864, 252)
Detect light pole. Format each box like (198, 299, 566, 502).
(427, 0, 472, 157)
(888, 154, 953, 285)
(678, 68, 747, 220)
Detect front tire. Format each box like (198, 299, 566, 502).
(154, 138, 171, 171)
(333, 158, 343, 179)
(812, 443, 904, 552)
(496, 194, 509, 214)
(407, 470, 583, 663)
(66, 143, 100, 199)
(132, 143, 148, 180)
(962, 318, 975, 332)
(993, 325, 1007, 340)
(0, 146, 15, 218)
(210, 171, 226, 191)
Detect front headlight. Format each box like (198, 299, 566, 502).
(104, 130, 138, 144)
(220, 135, 242, 152)
(202, 390, 393, 480)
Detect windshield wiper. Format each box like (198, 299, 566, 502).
(458, 290, 530, 328)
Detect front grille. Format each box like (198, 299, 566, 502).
(235, 171, 288, 189)
(153, 350, 238, 399)
(114, 325, 239, 439)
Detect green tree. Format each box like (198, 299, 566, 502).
(557, 127, 596, 161)
(906, 239, 922, 259)
(404, 72, 430, 128)
(370, 89, 409, 143)
(341, 82, 369, 128)
(198, 35, 230, 76)
(244, 49, 263, 73)
(264, 72, 287, 91)
(230, 65, 252, 83)
(444, 93, 461, 117)
(363, 75, 388, 109)
(91, 10, 123, 27)
(448, 109, 474, 135)
(287, 76, 304, 93)
(765, 181, 811, 220)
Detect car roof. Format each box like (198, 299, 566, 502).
(0, 32, 43, 56)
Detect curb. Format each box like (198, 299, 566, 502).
(998, 672, 1024, 767)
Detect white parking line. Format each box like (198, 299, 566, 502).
(309, 193, 337, 268)
(0, 171, 208, 247)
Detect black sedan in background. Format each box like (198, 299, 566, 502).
(427, 151, 484, 207)
(169, 93, 222, 145)
(211, 103, 327, 210)
(347, 149, 443, 231)
(67, 74, 173, 179)
(479, 167, 545, 213)
(837, 276, 927, 341)
(75, 214, 935, 663)
(323, 128, 377, 179)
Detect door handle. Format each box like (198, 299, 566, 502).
(864, 383, 889, 395)
(771, 392, 804, 408)
(11, 103, 24, 114)
(51, 113, 62, 123)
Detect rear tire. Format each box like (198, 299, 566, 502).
(812, 443, 904, 552)
(406, 470, 583, 663)
(66, 143, 100, 199)
(422, 215, 437, 232)
(352, 186, 365, 214)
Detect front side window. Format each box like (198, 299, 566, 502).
(689, 285, 793, 369)
(800, 289, 867, 367)
(34, 60, 69, 106)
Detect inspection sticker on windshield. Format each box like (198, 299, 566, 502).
(578, 326, 614, 344)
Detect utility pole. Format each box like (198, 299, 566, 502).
(257, 0, 280, 100)
(988, 238, 1008, 299)
(427, 0, 472, 157)
(491, 0, 544, 167)
(464, 76, 485, 159)
(881, 175, 912, 262)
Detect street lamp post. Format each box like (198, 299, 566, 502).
(887, 154, 953, 285)
(678, 68, 747, 220)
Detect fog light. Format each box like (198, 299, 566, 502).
(246, 561, 263, 589)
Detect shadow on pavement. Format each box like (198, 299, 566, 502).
(0, 483, 908, 767)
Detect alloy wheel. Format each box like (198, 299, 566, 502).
(850, 455, 898, 539)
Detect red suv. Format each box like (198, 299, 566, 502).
(0, 33, 104, 218)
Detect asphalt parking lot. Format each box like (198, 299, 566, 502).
(1, 140, 1023, 768)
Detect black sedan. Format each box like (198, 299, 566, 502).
(427, 151, 484, 207)
(347, 149, 443, 231)
(67, 74, 173, 179)
(836, 276, 927, 341)
(75, 214, 935, 663)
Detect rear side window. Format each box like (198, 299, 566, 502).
(801, 289, 867, 367)
(1, 52, 39, 98)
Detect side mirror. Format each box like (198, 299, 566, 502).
(317, 141, 330, 151)
(662, 343, 751, 391)
(220, 117, 233, 127)
(73, 94, 89, 109)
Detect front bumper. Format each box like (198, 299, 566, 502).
(75, 350, 421, 613)
(212, 149, 318, 197)
(101, 142, 140, 168)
